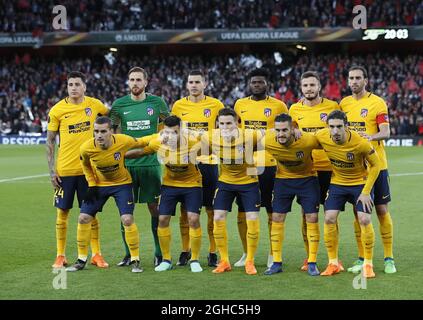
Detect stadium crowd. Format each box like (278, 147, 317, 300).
(1, 0, 422, 32)
(0, 52, 422, 135)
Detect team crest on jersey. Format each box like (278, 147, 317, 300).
(147, 107, 154, 116)
(360, 108, 368, 118)
(114, 152, 121, 161)
(346, 152, 355, 161)
(85, 108, 92, 116)
(237, 145, 244, 153)
(264, 108, 272, 117)
(204, 108, 211, 118)
(296, 151, 304, 159)
(320, 113, 328, 122)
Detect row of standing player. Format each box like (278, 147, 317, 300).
(47, 66, 396, 275)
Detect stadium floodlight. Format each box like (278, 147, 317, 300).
(109, 48, 118, 52)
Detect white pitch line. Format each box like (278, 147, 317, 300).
(0, 174, 49, 183)
(390, 172, 423, 177)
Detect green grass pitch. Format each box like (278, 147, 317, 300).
(0, 145, 422, 300)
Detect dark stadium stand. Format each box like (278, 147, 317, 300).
(1, 0, 422, 32)
(1, 52, 422, 135)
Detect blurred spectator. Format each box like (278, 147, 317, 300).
(1, 0, 422, 32)
(0, 51, 421, 136)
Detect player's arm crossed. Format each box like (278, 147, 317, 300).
(125, 134, 157, 158)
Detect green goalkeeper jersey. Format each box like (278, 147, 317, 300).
(110, 93, 169, 166)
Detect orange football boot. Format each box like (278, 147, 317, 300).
(362, 264, 376, 278)
(91, 254, 109, 268)
(321, 263, 342, 276)
(52, 255, 68, 268)
(212, 261, 231, 273)
(245, 261, 258, 275)
(300, 258, 308, 271)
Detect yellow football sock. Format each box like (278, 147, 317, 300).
(77, 222, 92, 261)
(213, 220, 229, 262)
(206, 209, 216, 253)
(306, 222, 320, 263)
(377, 212, 393, 259)
(270, 221, 284, 263)
(56, 208, 69, 256)
(246, 219, 260, 262)
(180, 209, 190, 252)
(353, 215, 364, 258)
(301, 214, 309, 257)
(237, 211, 247, 253)
(189, 227, 202, 261)
(361, 223, 375, 262)
(158, 226, 171, 261)
(124, 223, 140, 261)
(90, 217, 101, 256)
(334, 220, 340, 259)
(324, 223, 338, 264)
(267, 212, 272, 252)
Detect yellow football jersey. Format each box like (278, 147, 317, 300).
(47, 96, 109, 176)
(340, 92, 389, 170)
(80, 134, 149, 187)
(144, 135, 202, 188)
(315, 128, 380, 193)
(263, 131, 320, 179)
(202, 129, 258, 185)
(234, 96, 288, 166)
(171, 96, 224, 164)
(289, 98, 340, 171)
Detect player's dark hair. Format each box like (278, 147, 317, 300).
(218, 107, 237, 120)
(327, 110, 348, 125)
(348, 65, 368, 79)
(163, 115, 181, 127)
(128, 66, 148, 80)
(188, 69, 205, 80)
(67, 71, 86, 83)
(300, 71, 320, 83)
(248, 68, 269, 80)
(275, 113, 292, 124)
(95, 116, 113, 128)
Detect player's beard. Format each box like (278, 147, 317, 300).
(131, 86, 144, 96)
(303, 92, 319, 101)
(350, 84, 364, 94)
(277, 137, 286, 144)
